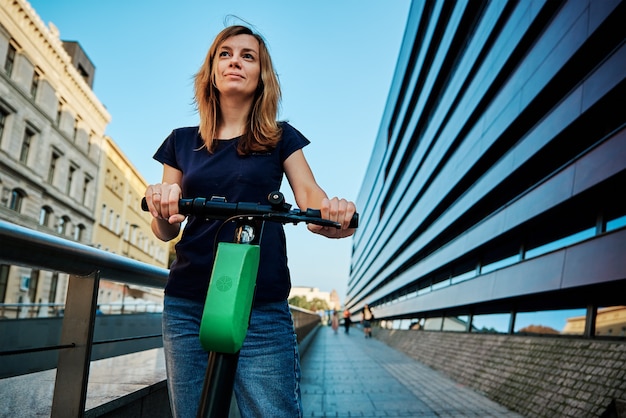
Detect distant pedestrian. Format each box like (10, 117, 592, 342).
(362, 304, 373, 338)
(342, 309, 351, 334)
(331, 310, 339, 334)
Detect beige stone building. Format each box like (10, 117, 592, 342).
(0, 0, 170, 314)
(0, 0, 109, 309)
(563, 306, 626, 337)
(91, 135, 171, 308)
(289, 286, 340, 311)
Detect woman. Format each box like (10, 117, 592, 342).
(362, 304, 373, 338)
(144, 25, 356, 418)
(331, 310, 339, 334)
(343, 308, 352, 334)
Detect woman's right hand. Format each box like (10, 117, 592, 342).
(145, 182, 185, 224)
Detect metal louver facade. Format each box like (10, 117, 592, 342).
(347, 0, 626, 329)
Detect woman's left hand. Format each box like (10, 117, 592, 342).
(307, 197, 357, 239)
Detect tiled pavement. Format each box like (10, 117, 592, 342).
(300, 325, 524, 417)
(0, 326, 525, 417)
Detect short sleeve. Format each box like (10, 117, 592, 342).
(279, 122, 310, 162)
(153, 130, 180, 170)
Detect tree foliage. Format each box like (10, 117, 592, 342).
(288, 296, 330, 312)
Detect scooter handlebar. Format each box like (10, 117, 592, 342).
(141, 192, 358, 229)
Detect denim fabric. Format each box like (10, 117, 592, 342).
(162, 295, 302, 418)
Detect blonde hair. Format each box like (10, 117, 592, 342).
(194, 25, 282, 154)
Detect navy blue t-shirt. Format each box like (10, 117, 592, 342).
(153, 122, 310, 303)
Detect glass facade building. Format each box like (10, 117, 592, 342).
(347, 0, 625, 338)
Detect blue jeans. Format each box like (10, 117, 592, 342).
(162, 295, 302, 418)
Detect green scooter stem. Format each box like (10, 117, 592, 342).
(199, 242, 260, 354)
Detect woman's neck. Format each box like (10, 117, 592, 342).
(217, 96, 253, 139)
(216, 125, 244, 139)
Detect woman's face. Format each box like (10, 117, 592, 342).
(214, 34, 261, 100)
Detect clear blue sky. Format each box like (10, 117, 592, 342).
(28, 0, 411, 303)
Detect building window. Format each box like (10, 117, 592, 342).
(48, 152, 59, 184)
(4, 44, 16, 76)
(0, 108, 8, 143)
(595, 306, 626, 337)
(77, 63, 89, 82)
(57, 215, 70, 235)
(30, 71, 40, 99)
(515, 308, 586, 336)
(48, 272, 59, 304)
(88, 131, 95, 156)
(123, 221, 130, 240)
(57, 216, 65, 235)
(56, 101, 63, 126)
(20, 129, 34, 164)
(101, 204, 107, 224)
(73, 118, 79, 141)
(606, 214, 626, 232)
(0, 187, 9, 206)
(28, 269, 39, 303)
(445, 316, 471, 332)
(39, 206, 53, 227)
(66, 165, 76, 195)
(471, 313, 511, 334)
(525, 227, 596, 260)
(0, 264, 9, 302)
(73, 223, 85, 241)
(9, 188, 25, 212)
(82, 177, 91, 205)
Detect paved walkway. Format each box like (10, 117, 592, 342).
(300, 326, 524, 417)
(0, 326, 524, 417)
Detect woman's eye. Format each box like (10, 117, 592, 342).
(219, 51, 230, 57)
(242, 53, 254, 60)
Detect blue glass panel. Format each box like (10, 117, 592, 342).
(471, 313, 510, 333)
(525, 227, 595, 259)
(607, 215, 626, 231)
(515, 309, 585, 335)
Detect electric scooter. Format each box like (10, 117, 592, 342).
(142, 191, 358, 417)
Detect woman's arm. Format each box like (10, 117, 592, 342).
(145, 164, 185, 242)
(284, 149, 356, 239)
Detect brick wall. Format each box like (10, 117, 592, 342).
(375, 329, 626, 417)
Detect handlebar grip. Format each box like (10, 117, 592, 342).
(351, 213, 359, 229)
(306, 209, 359, 229)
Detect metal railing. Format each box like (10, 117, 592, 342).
(0, 301, 163, 319)
(0, 302, 66, 318)
(0, 219, 321, 417)
(0, 219, 168, 417)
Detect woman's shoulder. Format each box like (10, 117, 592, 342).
(279, 121, 301, 136)
(278, 121, 310, 146)
(170, 126, 200, 137)
(164, 126, 202, 148)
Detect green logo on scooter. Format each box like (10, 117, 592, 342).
(214, 275, 233, 292)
